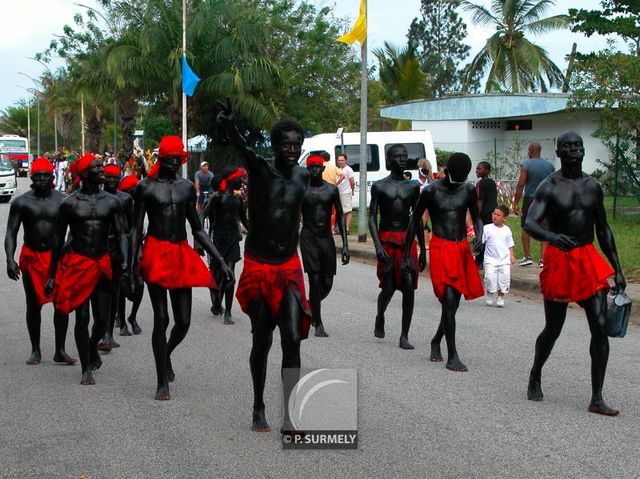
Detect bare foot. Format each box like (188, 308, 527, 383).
(97, 341, 112, 353)
(374, 316, 385, 338)
(89, 351, 102, 371)
(80, 370, 96, 385)
(26, 351, 42, 365)
(210, 304, 223, 316)
(588, 399, 619, 416)
(155, 385, 170, 401)
(251, 410, 271, 432)
(527, 374, 543, 401)
(105, 334, 120, 349)
(53, 351, 78, 365)
(430, 343, 443, 362)
(129, 318, 142, 335)
(314, 324, 329, 337)
(446, 356, 468, 372)
(399, 336, 414, 350)
(119, 325, 131, 336)
(223, 312, 235, 325)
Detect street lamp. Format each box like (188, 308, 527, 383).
(13, 85, 31, 155)
(29, 58, 58, 152)
(18, 72, 41, 156)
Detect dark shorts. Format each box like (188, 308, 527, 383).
(299, 228, 336, 275)
(198, 188, 213, 205)
(521, 196, 549, 229)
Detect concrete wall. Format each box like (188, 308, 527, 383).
(414, 110, 610, 175)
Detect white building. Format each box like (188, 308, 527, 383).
(380, 93, 610, 175)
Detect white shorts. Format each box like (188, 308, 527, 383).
(340, 194, 353, 214)
(483, 263, 511, 294)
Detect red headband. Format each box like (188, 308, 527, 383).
(118, 174, 139, 192)
(31, 157, 54, 175)
(219, 168, 246, 192)
(306, 155, 324, 167)
(104, 164, 121, 176)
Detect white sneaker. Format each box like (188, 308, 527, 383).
(485, 294, 495, 306)
(518, 257, 533, 266)
(496, 296, 505, 307)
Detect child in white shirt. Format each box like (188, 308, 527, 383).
(482, 205, 516, 307)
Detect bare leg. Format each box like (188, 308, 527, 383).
(440, 286, 466, 371)
(399, 275, 415, 349)
(522, 231, 531, 259)
(309, 272, 330, 337)
(127, 280, 144, 335)
(223, 260, 236, 325)
(279, 287, 303, 434)
(99, 280, 121, 350)
(430, 320, 445, 362)
(147, 283, 170, 400)
(582, 290, 619, 416)
(52, 309, 76, 365)
(375, 284, 394, 339)
(248, 300, 273, 432)
(74, 301, 95, 385)
(88, 280, 111, 371)
(166, 287, 192, 383)
(528, 300, 567, 401)
(22, 274, 42, 365)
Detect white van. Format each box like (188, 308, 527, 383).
(299, 130, 437, 208)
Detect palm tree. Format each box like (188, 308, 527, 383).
(0, 103, 30, 137)
(461, 0, 568, 92)
(373, 41, 429, 129)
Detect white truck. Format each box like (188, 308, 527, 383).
(299, 130, 437, 209)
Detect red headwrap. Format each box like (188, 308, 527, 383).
(157, 136, 189, 159)
(219, 168, 246, 192)
(104, 164, 121, 176)
(76, 153, 97, 175)
(31, 157, 54, 175)
(118, 174, 139, 192)
(306, 154, 324, 167)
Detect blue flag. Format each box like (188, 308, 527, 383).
(181, 55, 201, 97)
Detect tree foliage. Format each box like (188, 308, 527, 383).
(461, 0, 568, 93)
(407, 0, 472, 97)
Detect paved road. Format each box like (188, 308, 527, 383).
(1, 178, 639, 478)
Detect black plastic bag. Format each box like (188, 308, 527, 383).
(606, 291, 632, 338)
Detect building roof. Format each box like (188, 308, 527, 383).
(380, 93, 572, 121)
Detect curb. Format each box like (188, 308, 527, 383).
(339, 245, 640, 327)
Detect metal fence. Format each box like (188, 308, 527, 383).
(602, 135, 640, 219)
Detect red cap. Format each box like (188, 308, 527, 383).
(157, 136, 189, 159)
(31, 157, 54, 175)
(306, 154, 324, 167)
(104, 164, 121, 176)
(118, 174, 139, 192)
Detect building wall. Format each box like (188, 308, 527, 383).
(414, 110, 610, 175)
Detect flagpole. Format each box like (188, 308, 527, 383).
(181, 0, 187, 178)
(357, 2, 368, 242)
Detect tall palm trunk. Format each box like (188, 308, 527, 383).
(85, 105, 105, 154)
(118, 96, 139, 155)
(59, 111, 75, 150)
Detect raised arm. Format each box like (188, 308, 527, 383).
(4, 200, 23, 280)
(216, 99, 261, 171)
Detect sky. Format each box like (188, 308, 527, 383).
(1, 0, 616, 111)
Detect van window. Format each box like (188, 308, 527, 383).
(383, 143, 426, 170)
(334, 144, 380, 172)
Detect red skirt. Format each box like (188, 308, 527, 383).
(19, 245, 52, 307)
(54, 252, 112, 315)
(139, 235, 216, 290)
(236, 253, 311, 339)
(540, 244, 613, 302)
(376, 230, 419, 290)
(429, 234, 484, 301)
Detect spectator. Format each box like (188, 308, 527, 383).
(336, 153, 356, 234)
(511, 142, 555, 267)
(194, 161, 214, 213)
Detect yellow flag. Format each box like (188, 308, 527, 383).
(337, 0, 367, 45)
